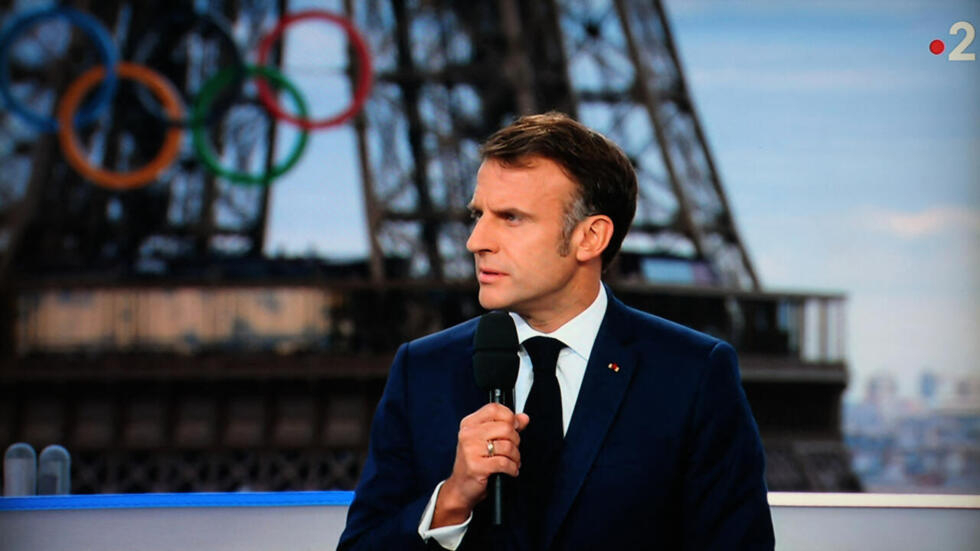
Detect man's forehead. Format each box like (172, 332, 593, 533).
(469, 168, 529, 205)
(470, 157, 574, 207)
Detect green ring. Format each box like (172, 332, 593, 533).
(191, 64, 309, 185)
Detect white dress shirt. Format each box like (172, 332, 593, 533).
(418, 285, 608, 549)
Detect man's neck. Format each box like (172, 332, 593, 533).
(517, 279, 602, 333)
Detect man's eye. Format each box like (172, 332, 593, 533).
(503, 213, 519, 222)
(469, 211, 481, 221)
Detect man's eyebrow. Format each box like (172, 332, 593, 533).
(466, 202, 531, 218)
(494, 206, 531, 217)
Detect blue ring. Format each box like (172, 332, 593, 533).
(0, 6, 118, 132)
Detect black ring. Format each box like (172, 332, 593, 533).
(130, 8, 245, 128)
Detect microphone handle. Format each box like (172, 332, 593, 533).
(488, 388, 514, 527)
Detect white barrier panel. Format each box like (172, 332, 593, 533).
(0, 492, 350, 551)
(1, 491, 979, 550)
(769, 493, 980, 551)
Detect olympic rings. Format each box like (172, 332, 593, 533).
(131, 9, 245, 128)
(0, 6, 118, 132)
(192, 64, 309, 185)
(57, 63, 183, 190)
(256, 10, 373, 130)
(0, 7, 373, 190)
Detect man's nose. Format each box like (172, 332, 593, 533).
(466, 217, 494, 254)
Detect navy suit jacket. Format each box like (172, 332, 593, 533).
(338, 290, 775, 550)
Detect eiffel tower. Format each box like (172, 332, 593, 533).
(0, 0, 858, 493)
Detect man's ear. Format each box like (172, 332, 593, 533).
(575, 215, 614, 263)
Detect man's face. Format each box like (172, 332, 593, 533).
(466, 157, 582, 320)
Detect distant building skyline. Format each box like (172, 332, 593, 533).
(845, 368, 979, 493)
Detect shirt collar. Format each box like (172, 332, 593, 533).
(509, 284, 608, 361)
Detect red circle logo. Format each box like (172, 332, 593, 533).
(929, 39, 945, 55)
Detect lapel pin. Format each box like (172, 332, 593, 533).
(607, 362, 620, 373)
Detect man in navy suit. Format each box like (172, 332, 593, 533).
(338, 112, 774, 550)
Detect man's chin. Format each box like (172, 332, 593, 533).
(477, 287, 512, 311)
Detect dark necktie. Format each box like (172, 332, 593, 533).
(521, 336, 566, 463)
(517, 336, 566, 544)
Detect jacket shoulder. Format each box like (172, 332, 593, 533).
(616, 299, 727, 354)
(404, 315, 480, 358)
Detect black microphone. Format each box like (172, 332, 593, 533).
(472, 311, 520, 527)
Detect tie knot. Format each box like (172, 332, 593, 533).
(523, 336, 565, 374)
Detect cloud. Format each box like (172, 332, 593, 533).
(747, 204, 980, 297)
(862, 206, 980, 238)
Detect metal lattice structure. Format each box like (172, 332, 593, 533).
(0, 0, 858, 494)
(0, 0, 286, 283)
(350, 0, 759, 288)
(0, 0, 756, 286)
(70, 449, 366, 493)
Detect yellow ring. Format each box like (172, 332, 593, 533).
(57, 62, 183, 190)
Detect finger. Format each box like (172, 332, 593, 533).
(485, 439, 520, 463)
(462, 437, 521, 469)
(462, 403, 516, 426)
(460, 421, 521, 444)
(462, 433, 518, 459)
(485, 456, 520, 478)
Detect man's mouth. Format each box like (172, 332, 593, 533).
(476, 268, 507, 283)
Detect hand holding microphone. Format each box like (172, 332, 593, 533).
(435, 403, 528, 527)
(431, 312, 527, 529)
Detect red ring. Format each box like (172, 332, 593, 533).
(256, 10, 372, 130)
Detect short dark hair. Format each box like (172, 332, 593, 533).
(479, 112, 637, 269)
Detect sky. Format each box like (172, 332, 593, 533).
(263, 0, 980, 401)
(660, 0, 980, 400)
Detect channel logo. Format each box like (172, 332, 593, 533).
(930, 21, 976, 60)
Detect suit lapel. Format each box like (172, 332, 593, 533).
(542, 293, 637, 549)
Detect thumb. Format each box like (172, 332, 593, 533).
(515, 412, 530, 431)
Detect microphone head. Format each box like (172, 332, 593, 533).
(473, 311, 519, 390)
